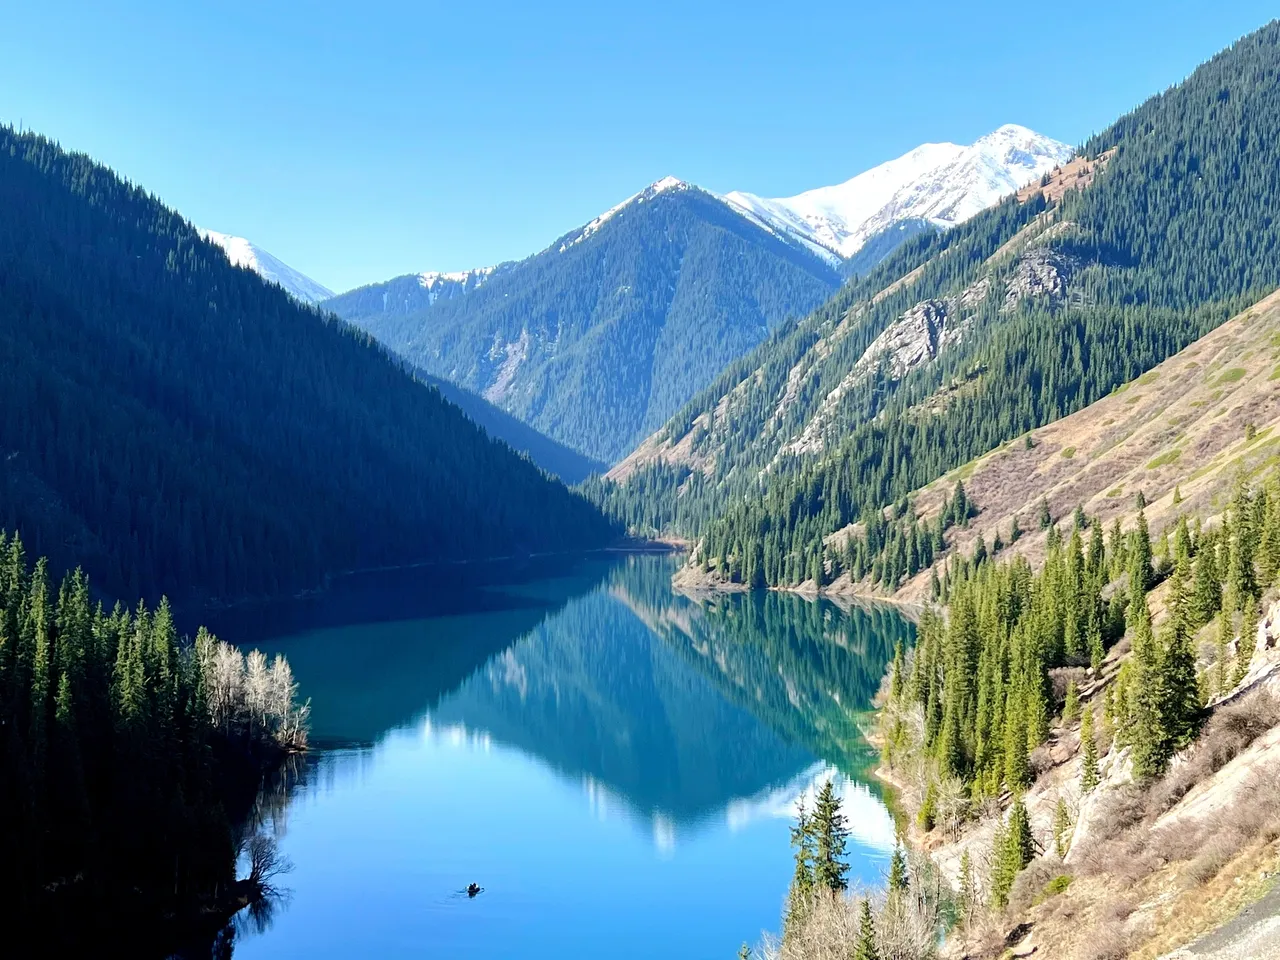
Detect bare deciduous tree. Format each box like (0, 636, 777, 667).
(196, 631, 309, 750)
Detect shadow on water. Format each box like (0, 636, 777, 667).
(213, 554, 623, 745)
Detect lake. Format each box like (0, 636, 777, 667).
(205, 554, 913, 959)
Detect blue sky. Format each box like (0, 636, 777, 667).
(2, 2, 1274, 293)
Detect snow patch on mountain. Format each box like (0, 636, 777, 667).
(560, 175, 694, 251)
(417, 265, 498, 305)
(200, 229, 334, 304)
(720, 124, 1074, 262)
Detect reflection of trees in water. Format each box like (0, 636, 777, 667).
(431, 582, 815, 827)
(169, 752, 314, 959)
(609, 556, 914, 780)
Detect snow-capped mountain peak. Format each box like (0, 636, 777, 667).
(720, 125, 1074, 263)
(200, 229, 334, 304)
(560, 176, 696, 250)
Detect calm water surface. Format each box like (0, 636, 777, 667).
(208, 555, 913, 959)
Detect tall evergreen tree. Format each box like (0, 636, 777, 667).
(787, 797, 816, 922)
(854, 898, 880, 960)
(888, 842, 909, 895)
(1080, 707, 1100, 792)
(811, 780, 851, 893)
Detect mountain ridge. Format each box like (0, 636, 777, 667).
(201, 228, 333, 303)
(0, 125, 616, 603)
(324, 183, 844, 463)
(591, 20, 1280, 589)
(318, 124, 1067, 464)
(721, 124, 1073, 265)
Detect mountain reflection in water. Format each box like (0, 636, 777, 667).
(200, 554, 912, 960)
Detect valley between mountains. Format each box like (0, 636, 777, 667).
(10, 11, 1280, 960)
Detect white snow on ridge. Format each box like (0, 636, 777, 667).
(418, 266, 497, 290)
(720, 124, 1074, 261)
(416, 265, 498, 306)
(200, 229, 334, 304)
(559, 175, 694, 251)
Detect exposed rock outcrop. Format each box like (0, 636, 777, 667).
(1003, 248, 1079, 310)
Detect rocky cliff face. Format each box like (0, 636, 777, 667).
(1003, 248, 1079, 310)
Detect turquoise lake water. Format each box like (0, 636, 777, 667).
(206, 554, 912, 959)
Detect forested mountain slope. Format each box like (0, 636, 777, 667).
(600, 21, 1280, 588)
(325, 130, 1066, 466)
(869, 288, 1280, 606)
(325, 178, 844, 463)
(0, 127, 617, 604)
(416, 371, 605, 483)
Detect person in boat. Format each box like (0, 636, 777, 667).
(467, 883, 481, 897)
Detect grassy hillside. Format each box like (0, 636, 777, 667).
(869, 288, 1280, 604)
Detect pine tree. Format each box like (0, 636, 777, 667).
(1073, 505, 1088, 532)
(1062, 680, 1080, 725)
(1129, 597, 1170, 779)
(1157, 557, 1202, 750)
(992, 796, 1036, 908)
(1129, 500, 1153, 599)
(1234, 598, 1259, 684)
(989, 820, 1010, 909)
(957, 849, 976, 927)
(785, 799, 816, 932)
(1038, 498, 1053, 530)
(1080, 707, 1100, 792)
(1053, 797, 1072, 859)
(811, 780, 850, 892)
(1191, 537, 1222, 626)
(1007, 797, 1036, 867)
(888, 843, 909, 895)
(1003, 687, 1031, 791)
(889, 641, 906, 700)
(852, 897, 880, 960)
(918, 780, 938, 832)
(1213, 609, 1232, 697)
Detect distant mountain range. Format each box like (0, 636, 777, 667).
(214, 126, 1072, 463)
(323, 178, 844, 463)
(722, 124, 1072, 266)
(597, 21, 1280, 590)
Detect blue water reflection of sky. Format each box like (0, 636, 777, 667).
(230, 557, 905, 959)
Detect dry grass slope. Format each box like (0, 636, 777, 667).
(891, 288, 1280, 604)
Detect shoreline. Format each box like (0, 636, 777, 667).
(191, 537, 683, 618)
(671, 561, 926, 620)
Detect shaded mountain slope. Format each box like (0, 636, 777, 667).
(0, 126, 616, 603)
(418, 372, 605, 483)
